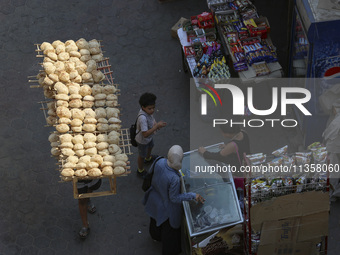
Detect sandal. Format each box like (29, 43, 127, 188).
(87, 201, 96, 214)
(79, 226, 90, 239)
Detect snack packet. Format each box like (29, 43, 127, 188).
(307, 142, 321, 151)
(312, 147, 327, 164)
(246, 153, 266, 165)
(283, 155, 295, 167)
(272, 145, 288, 157)
(267, 157, 283, 166)
(295, 152, 312, 165)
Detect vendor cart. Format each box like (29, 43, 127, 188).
(180, 143, 244, 255)
(28, 39, 132, 199)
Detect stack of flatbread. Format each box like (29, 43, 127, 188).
(37, 38, 128, 178)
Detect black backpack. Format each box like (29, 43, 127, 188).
(129, 114, 145, 147)
(142, 156, 164, 192)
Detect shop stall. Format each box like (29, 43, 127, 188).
(177, 18, 231, 86)
(288, 0, 340, 146)
(177, 0, 283, 84)
(179, 141, 330, 254)
(242, 143, 330, 255)
(28, 39, 132, 198)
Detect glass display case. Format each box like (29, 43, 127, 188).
(181, 144, 243, 237)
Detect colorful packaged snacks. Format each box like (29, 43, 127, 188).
(272, 145, 288, 157)
(234, 51, 246, 62)
(232, 0, 253, 10)
(234, 20, 248, 33)
(312, 147, 327, 164)
(284, 177, 294, 186)
(210, 3, 231, 13)
(295, 152, 312, 165)
(233, 61, 248, 72)
(208, 57, 231, 81)
(296, 174, 307, 192)
(193, 43, 230, 80)
(252, 62, 270, 76)
(246, 153, 266, 165)
(184, 46, 195, 57)
(283, 155, 295, 167)
(243, 18, 257, 30)
(307, 142, 322, 151)
(240, 7, 258, 20)
(222, 24, 236, 34)
(227, 32, 238, 45)
(268, 157, 283, 166)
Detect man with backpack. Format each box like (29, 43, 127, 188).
(143, 145, 205, 255)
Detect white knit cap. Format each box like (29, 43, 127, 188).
(167, 145, 184, 170)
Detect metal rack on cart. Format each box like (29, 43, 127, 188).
(241, 153, 330, 255)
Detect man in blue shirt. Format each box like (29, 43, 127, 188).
(143, 145, 204, 255)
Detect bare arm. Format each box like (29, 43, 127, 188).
(142, 121, 166, 138)
(219, 142, 237, 156)
(198, 142, 236, 160)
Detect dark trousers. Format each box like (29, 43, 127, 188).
(149, 218, 182, 255)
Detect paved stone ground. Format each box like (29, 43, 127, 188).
(0, 0, 338, 254)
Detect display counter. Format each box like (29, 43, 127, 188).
(180, 144, 243, 254)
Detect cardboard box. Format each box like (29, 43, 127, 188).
(260, 213, 328, 245)
(257, 242, 312, 255)
(254, 192, 329, 255)
(171, 17, 188, 39)
(250, 191, 329, 232)
(260, 219, 300, 246)
(297, 212, 329, 242)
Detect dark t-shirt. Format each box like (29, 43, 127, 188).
(203, 131, 250, 169)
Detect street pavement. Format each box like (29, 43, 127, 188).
(0, 0, 338, 254)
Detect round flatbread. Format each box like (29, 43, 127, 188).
(113, 166, 125, 175)
(61, 168, 74, 177)
(102, 166, 113, 176)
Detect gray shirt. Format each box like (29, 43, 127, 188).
(135, 109, 156, 145)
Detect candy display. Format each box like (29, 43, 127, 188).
(179, 10, 231, 81)
(191, 12, 215, 30)
(252, 62, 270, 76)
(184, 46, 195, 57)
(244, 17, 270, 38)
(209, 0, 280, 75)
(216, 10, 239, 24)
(210, 3, 231, 14)
(207, 0, 228, 8)
(193, 42, 230, 79)
(207, 57, 231, 81)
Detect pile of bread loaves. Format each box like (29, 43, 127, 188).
(37, 38, 128, 178)
(49, 132, 128, 177)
